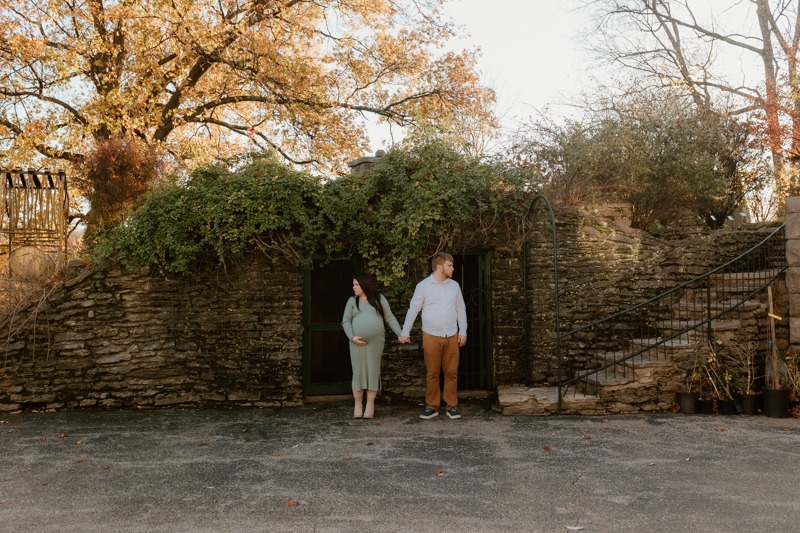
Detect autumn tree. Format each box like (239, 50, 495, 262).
(0, 0, 495, 176)
(584, 0, 800, 200)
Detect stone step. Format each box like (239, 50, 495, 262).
(496, 386, 602, 415)
(652, 318, 741, 336)
(629, 337, 704, 351)
(590, 350, 679, 371)
(709, 270, 783, 283)
(570, 336, 693, 396)
(497, 380, 684, 415)
(575, 372, 634, 393)
(671, 299, 764, 319)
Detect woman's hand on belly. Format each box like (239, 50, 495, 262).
(352, 336, 367, 346)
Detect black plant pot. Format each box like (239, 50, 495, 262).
(698, 398, 715, 414)
(676, 392, 698, 414)
(720, 399, 738, 415)
(737, 393, 760, 416)
(763, 388, 791, 418)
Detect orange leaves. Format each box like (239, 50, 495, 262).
(1, 0, 495, 176)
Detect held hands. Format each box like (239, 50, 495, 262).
(396, 335, 464, 346)
(352, 336, 367, 347)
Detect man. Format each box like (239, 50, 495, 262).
(399, 252, 467, 420)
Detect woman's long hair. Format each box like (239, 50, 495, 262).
(354, 273, 384, 319)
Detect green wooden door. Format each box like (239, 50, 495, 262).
(302, 258, 358, 395)
(453, 253, 493, 390)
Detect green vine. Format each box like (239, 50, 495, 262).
(89, 144, 533, 289)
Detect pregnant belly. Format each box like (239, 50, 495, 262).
(352, 313, 386, 340)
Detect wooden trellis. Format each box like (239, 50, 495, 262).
(0, 168, 69, 277)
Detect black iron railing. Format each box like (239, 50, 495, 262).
(556, 224, 786, 409)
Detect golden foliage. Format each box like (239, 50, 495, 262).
(0, 0, 496, 175)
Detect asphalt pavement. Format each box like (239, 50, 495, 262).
(2, 399, 800, 533)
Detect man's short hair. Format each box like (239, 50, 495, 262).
(431, 252, 454, 271)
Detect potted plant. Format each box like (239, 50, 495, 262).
(701, 340, 738, 415)
(763, 291, 791, 418)
(676, 351, 702, 414)
(696, 342, 718, 414)
(783, 350, 800, 417)
(764, 342, 791, 418)
(727, 339, 761, 415)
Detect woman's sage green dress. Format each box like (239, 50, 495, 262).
(341, 295, 401, 391)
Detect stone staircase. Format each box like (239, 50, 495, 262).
(497, 270, 775, 415)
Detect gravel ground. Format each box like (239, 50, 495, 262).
(2, 399, 799, 532)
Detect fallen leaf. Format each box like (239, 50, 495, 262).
(74, 440, 83, 445)
(714, 428, 726, 433)
(58, 432, 72, 438)
(342, 456, 353, 461)
(543, 445, 552, 452)
(173, 429, 183, 434)
(435, 470, 445, 477)
(74, 459, 86, 464)
(241, 428, 251, 433)
(366, 442, 374, 446)
(101, 464, 111, 470)
(199, 440, 211, 446)
(582, 435, 592, 440)
(602, 419, 609, 423)
(785, 426, 797, 431)
(285, 500, 301, 507)
(0, 500, 7, 505)
(0, 420, 8, 425)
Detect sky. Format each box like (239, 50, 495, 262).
(444, 0, 592, 126)
(368, 0, 594, 152)
(366, 0, 769, 156)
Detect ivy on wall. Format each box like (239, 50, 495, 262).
(89, 144, 533, 289)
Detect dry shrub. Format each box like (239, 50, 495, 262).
(74, 135, 165, 230)
(0, 252, 63, 359)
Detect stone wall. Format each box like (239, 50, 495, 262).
(787, 198, 800, 351)
(0, 256, 304, 412)
(0, 202, 787, 413)
(522, 205, 785, 386)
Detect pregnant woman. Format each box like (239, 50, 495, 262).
(342, 273, 402, 419)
